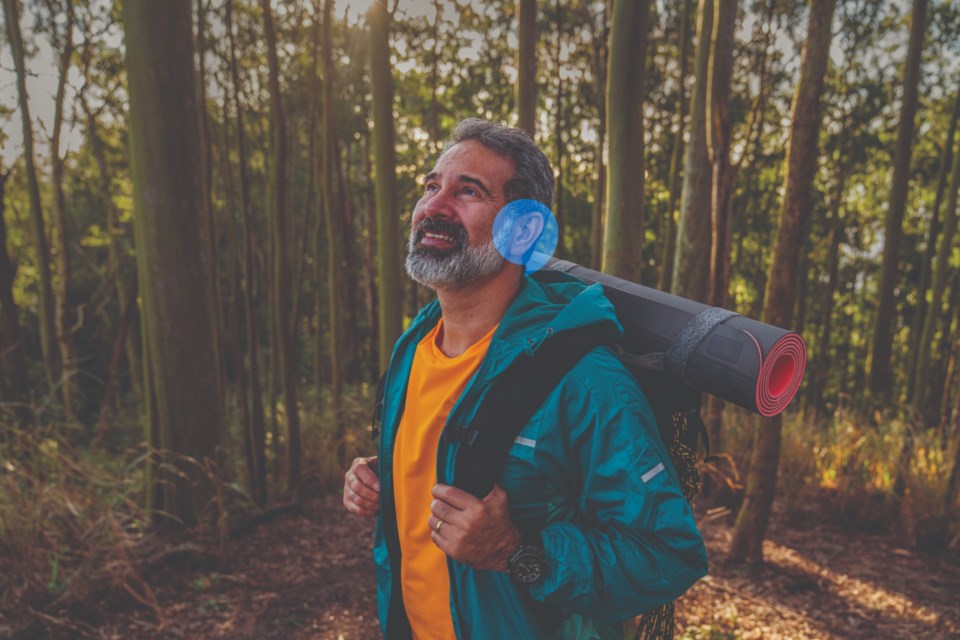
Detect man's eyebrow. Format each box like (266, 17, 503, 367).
(421, 172, 494, 198)
(459, 175, 493, 197)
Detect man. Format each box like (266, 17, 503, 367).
(343, 119, 706, 639)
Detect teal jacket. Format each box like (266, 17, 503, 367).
(374, 272, 707, 639)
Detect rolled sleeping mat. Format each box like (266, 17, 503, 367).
(544, 258, 806, 417)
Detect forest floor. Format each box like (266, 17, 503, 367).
(4, 492, 960, 640)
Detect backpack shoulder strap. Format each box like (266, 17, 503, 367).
(451, 327, 614, 498)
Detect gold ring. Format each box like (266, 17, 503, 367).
(435, 520, 443, 533)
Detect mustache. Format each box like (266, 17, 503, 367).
(412, 218, 468, 247)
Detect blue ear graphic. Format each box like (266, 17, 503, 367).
(492, 199, 558, 275)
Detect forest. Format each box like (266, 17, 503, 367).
(1, 0, 959, 637)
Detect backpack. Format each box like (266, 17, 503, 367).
(372, 325, 708, 640)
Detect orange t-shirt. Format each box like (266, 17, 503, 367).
(393, 319, 497, 640)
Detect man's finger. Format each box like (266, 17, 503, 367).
(348, 489, 380, 512)
(429, 497, 469, 527)
(432, 483, 479, 510)
(348, 473, 380, 501)
(353, 459, 380, 491)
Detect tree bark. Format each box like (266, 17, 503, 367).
(0, 167, 27, 412)
(907, 83, 960, 401)
(259, 0, 302, 491)
(658, 0, 694, 292)
(322, 0, 347, 466)
(911, 116, 960, 414)
(729, 0, 835, 564)
(227, 0, 267, 505)
(122, 0, 223, 525)
(672, 0, 713, 302)
(868, 0, 929, 398)
(49, 0, 79, 420)
(194, 0, 224, 410)
(369, 0, 402, 374)
(588, 0, 608, 271)
(3, 0, 60, 394)
(705, 0, 737, 310)
(516, 0, 537, 137)
(602, 0, 650, 281)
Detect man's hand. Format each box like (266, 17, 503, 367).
(428, 484, 521, 572)
(343, 456, 380, 517)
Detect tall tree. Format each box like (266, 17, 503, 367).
(729, 0, 836, 564)
(658, 0, 694, 292)
(602, 0, 650, 281)
(516, 0, 537, 136)
(672, 0, 714, 302)
(260, 0, 302, 489)
(322, 0, 348, 464)
(194, 0, 224, 408)
(587, 0, 608, 270)
(705, 0, 737, 310)
(3, 0, 60, 395)
(122, 0, 223, 525)
(911, 112, 960, 411)
(226, 0, 267, 505)
(48, 0, 79, 420)
(907, 83, 960, 400)
(369, 0, 402, 374)
(0, 165, 27, 410)
(867, 0, 929, 397)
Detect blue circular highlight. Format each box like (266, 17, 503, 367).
(492, 199, 558, 274)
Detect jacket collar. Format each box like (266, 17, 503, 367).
(403, 271, 623, 385)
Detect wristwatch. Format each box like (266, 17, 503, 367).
(507, 535, 547, 585)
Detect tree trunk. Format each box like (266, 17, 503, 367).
(907, 84, 960, 401)
(369, 0, 402, 374)
(3, 0, 60, 394)
(94, 278, 138, 445)
(705, 0, 737, 310)
(122, 0, 223, 526)
(260, 0, 302, 491)
(868, 0, 929, 398)
(729, 0, 835, 564)
(361, 129, 379, 379)
(553, 0, 564, 242)
(50, 0, 78, 420)
(194, 0, 224, 410)
(658, 0, 693, 292)
(0, 167, 27, 412)
(516, 0, 537, 137)
(227, 0, 267, 505)
(588, 0, 608, 271)
(672, 0, 713, 303)
(602, 0, 650, 281)
(911, 117, 960, 413)
(808, 163, 847, 418)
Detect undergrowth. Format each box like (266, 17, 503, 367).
(718, 406, 960, 550)
(0, 383, 376, 631)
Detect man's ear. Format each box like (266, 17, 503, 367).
(508, 212, 545, 258)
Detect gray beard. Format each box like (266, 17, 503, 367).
(404, 232, 505, 290)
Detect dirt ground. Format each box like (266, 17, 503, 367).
(5, 493, 960, 639)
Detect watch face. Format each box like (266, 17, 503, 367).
(509, 546, 546, 584)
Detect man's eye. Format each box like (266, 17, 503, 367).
(424, 183, 439, 193)
(463, 187, 479, 197)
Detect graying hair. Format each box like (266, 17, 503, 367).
(443, 118, 554, 208)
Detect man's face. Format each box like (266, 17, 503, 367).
(405, 140, 516, 290)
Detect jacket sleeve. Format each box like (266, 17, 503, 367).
(527, 348, 708, 620)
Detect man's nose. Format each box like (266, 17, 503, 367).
(423, 186, 455, 219)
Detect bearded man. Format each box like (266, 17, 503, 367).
(343, 118, 706, 639)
